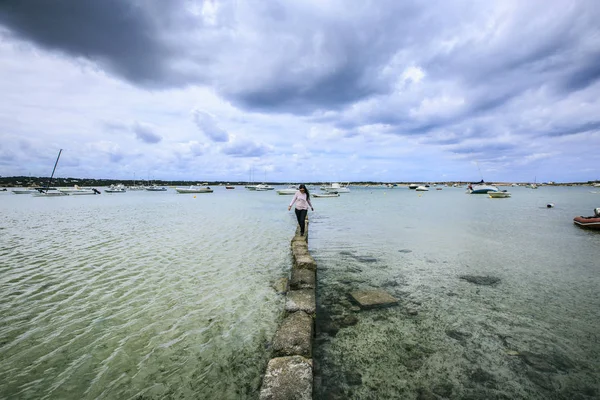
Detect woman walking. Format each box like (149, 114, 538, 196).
(288, 184, 314, 236)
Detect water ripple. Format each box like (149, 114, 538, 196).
(1, 190, 291, 399)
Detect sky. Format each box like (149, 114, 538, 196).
(1, 0, 599, 184)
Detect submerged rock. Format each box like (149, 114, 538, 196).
(349, 290, 398, 309)
(459, 275, 501, 285)
(338, 314, 359, 328)
(406, 308, 419, 316)
(446, 329, 473, 342)
(272, 278, 289, 294)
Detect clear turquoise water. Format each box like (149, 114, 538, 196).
(0, 188, 293, 400)
(1, 185, 599, 399)
(309, 185, 600, 399)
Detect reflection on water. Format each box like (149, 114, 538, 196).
(311, 186, 600, 399)
(0, 189, 292, 399)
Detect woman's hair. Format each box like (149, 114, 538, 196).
(298, 183, 310, 200)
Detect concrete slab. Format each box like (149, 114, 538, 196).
(285, 289, 316, 314)
(291, 235, 308, 245)
(259, 356, 313, 400)
(350, 290, 398, 309)
(293, 254, 316, 271)
(290, 269, 315, 290)
(291, 241, 309, 255)
(272, 311, 313, 358)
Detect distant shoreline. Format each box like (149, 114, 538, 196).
(0, 175, 598, 188)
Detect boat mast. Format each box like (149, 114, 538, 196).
(44, 149, 62, 193)
(475, 160, 484, 182)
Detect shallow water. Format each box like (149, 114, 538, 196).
(310, 186, 600, 399)
(2, 185, 599, 399)
(0, 188, 293, 399)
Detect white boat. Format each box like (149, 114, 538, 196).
(59, 185, 100, 195)
(128, 185, 146, 191)
(128, 174, 145, 190)
(33, 189, 69, 197)
(12, 188, 38, 194)
(415, 186, 429, 191)
(322, 183, 350, 193)
(35, 149, 68, 197)
(313, 192, 340, 198)
(255, 184, 274, 191)
(467, 182, 499, 194)
(145, 185, 167, 191)
(408, 184, 419, 190)
(175, 186, 213, 194)
(489, 191, 511, 198)
(276, 185, 298, 195)
(105, 184, 127, 193)
(526, 176, 539, 189)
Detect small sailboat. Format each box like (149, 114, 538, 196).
(34, 149, 69, 197)
(467, 161, 499, 194)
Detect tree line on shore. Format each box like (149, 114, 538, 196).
(1, 175, 599, 188)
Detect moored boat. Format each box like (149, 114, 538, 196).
(34, 149, 67, 197)
(276, 185, 298, 195)
(573, 208, 600, 230)
(105, 184, 127, 193)
(255, 184, 275, 191)
(145, 185, 167, 191)
(489, 190, 511, 198)
(33, 189, 69, 197)
(313, 192, 340, 198)
(59, 185, 101, 195)
(175, 186, 213, 193)
(322, 183, 350, 193)
(468, 182, 499, 194)
(12, 188, 38, 194)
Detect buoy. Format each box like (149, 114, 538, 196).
(193, 195, 196, 199)
(547, 203, 554, 208)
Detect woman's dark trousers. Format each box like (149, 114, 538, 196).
(295, 208, 308, 235)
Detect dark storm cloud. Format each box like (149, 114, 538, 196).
(0, 0, 425, 110)
(2, 0, 600, 143)
(0, 0, 203, 87)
